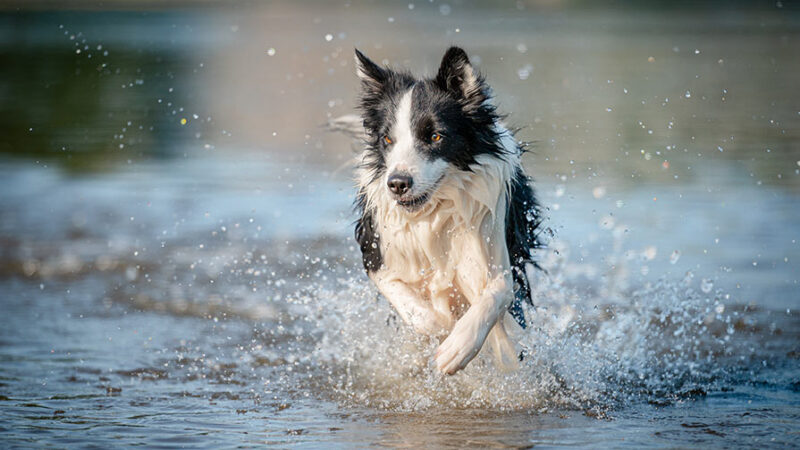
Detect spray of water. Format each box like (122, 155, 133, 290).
(299, 225, 753, 414)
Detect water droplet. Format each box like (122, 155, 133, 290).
(700, 278, 713, 293)
(517, 64, 533, 81)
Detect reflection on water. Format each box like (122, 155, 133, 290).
(0, 3, 799, 447)
(0, 11, 211, 170)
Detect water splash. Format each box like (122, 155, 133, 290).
(303, 234, 756, 413)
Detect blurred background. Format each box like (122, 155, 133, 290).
(0, 1, 798, 447)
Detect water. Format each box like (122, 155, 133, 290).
(1, 4, 799, 447)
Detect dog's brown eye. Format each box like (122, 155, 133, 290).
(430, 132, 442, 142)
(383, 135, 393, 145)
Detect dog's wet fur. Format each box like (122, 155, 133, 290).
(352, 47, 543, 374)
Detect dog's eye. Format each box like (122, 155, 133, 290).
(430, 132, 442, 142)
(383, 135, 393, 145)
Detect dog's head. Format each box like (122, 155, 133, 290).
(355, 47, 502, 211)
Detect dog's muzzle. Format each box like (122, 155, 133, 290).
(386, 172, 440, 211)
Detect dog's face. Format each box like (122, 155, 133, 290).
(355, 47, 501, 211)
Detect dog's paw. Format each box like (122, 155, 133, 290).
(433, 319, 489, 375)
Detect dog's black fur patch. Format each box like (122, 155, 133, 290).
(354, 188, 382, 272)
(505, 167, 544, 327)
(353, 47, 542, 328)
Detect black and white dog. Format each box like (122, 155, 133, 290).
(349, 47, 542, 375)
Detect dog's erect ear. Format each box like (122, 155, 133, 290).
(355, 49, 387, 92)
(435, 47, 486, 108)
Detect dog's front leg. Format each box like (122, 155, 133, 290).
(371, 273, 452, 336)
(434, 273, 510, 374)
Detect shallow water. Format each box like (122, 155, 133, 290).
(1, 3, 799, 448)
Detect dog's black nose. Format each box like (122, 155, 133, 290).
(387, 174, 413, 196)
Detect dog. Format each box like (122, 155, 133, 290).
(347, 47, 542, 375)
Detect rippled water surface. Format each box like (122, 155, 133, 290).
(1, 3, 799, 447)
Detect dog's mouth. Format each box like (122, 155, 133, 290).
(396, 191, 431, 210)
(394, 175, 445, 211)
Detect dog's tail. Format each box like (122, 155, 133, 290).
(325, 114, 368, 145)
(324, 114, 368, 176)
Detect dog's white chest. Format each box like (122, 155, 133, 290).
(380, 206, 464, 282)
(379, 191, 505, 300)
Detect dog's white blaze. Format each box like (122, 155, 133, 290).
(388, 88, 415, 171)
(384, 88, 449, 197)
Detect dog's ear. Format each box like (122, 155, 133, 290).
(435, 47, 486, 109)
(355, 49, 388, 93)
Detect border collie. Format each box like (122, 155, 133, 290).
(345, 47, 542, 375)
